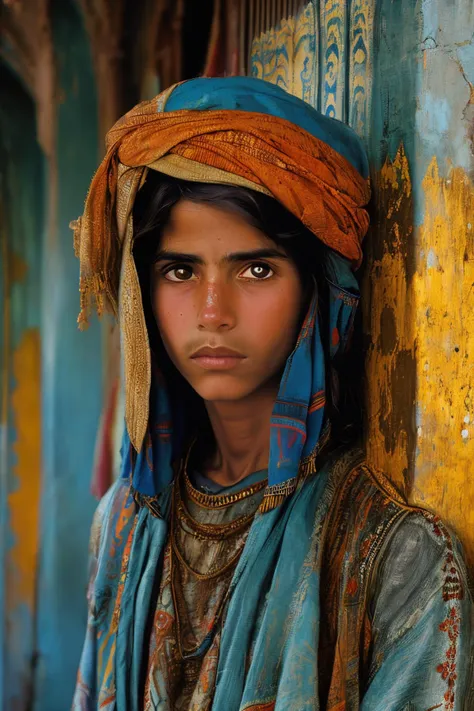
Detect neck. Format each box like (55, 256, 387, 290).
(202, 380, 279, 487)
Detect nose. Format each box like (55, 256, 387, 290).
(197, 279, 236, 332)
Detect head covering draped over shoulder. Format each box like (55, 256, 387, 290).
(72, 76, 370, 511)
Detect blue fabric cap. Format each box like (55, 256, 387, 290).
(165, 76, 369, 178)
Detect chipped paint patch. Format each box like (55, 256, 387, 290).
(364, 145, 416, 494)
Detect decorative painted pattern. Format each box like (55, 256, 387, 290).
(319, 0, 347, 119)
(348, 0, 375, 139)
(248, 1, 374, 140)
(250, 3, 318, 109)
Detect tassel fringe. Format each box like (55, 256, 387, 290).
(258, 477, 298, 514)
(259, 493, 289, 514)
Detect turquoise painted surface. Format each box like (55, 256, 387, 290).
(0, 62, 44, 711)
(33, 2, 102, 710)
(368, 0, 473, 247)
(369, 0, 419, 173)
(369, 0, 473, 193)
(417, 0, 474, 182)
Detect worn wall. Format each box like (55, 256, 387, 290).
(1, 1, 103, 710)
(249, 0, 474, 571)
(0, 0, 208, 707)
(33, 2, 103, 709)
(367, 0, 474, 572)
(0, 64, 44, 711)
(411, 0, 474, 565)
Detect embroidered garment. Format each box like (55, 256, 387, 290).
(143, 466, 267, 709)
(73, 450, 473, 711)
(71, 77, 473, 710)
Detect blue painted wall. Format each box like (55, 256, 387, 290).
(33, 2, 103, 709)
(0, 62, 45, 711)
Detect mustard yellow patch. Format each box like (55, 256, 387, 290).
(7, 328, 41, 611)
(414, 158, 474, 569)
(365, 149, 474, 569)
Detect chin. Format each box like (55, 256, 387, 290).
(191, 375, 258, 403)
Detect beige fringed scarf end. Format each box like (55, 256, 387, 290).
(71, 215, 118, 330)
(70, 217, 82, 258)
(77, 272, 108, 330)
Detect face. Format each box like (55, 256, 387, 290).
(151, 200, 305, 403)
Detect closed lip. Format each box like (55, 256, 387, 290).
(190, 346, 246, 359)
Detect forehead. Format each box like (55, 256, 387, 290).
(161, 199, 276, 253)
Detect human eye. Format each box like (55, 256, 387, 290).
(162, 264, 196, 282)
(239, 262, 274, 280)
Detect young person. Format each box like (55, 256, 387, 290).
(71, 77, 473, 710)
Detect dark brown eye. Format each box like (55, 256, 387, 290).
(164, 265, 195, 282)
(240, 263, 274, 280)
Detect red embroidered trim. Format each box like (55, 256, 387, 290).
(425, 512, 464, 711)
(428, 515, 464, 602)
(437, 606, 461, 711)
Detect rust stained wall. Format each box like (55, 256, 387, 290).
(411, 2, 474, 570)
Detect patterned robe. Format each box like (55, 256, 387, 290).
(72, 449, 474, 710)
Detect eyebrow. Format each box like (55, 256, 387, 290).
(154, 248, 288, 265)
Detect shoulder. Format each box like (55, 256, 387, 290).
(325, 455, 471, 601)
(324, 454, 409, 560)
(329, 454, 465, 557)
(372, 508, 470, 620)
(378, 508, 466, 583)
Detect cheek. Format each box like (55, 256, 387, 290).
(244, 281, 303, 352)
(152, 284, 193, 353)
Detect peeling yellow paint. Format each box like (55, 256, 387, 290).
(7, 328, 41, 612)
(365, 150, 474, 569)
(413, 158, 474, 569)
(364, 146, 416, 494)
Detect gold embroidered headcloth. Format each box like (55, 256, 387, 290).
(72, 78, 370, 451)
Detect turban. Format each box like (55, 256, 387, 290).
(72, 76, 370, 451)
